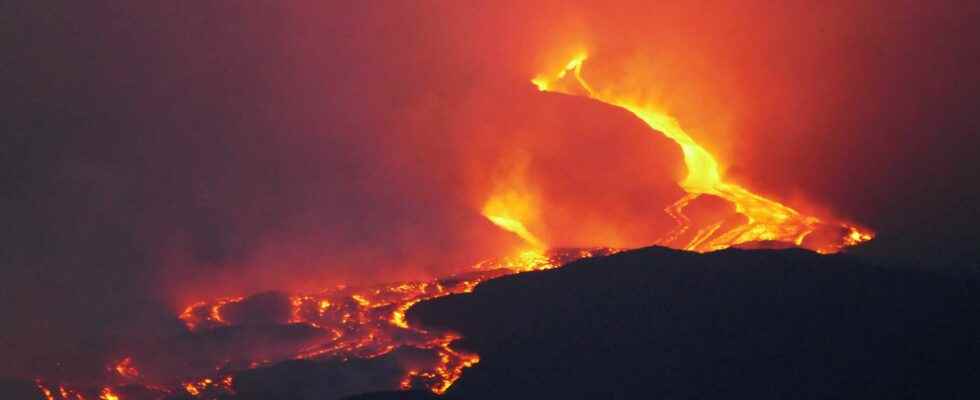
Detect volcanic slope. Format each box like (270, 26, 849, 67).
(405, 247, 980, 400)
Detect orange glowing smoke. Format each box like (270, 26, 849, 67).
(531, 51, 873, 253)
(481, 200, 549, 267)
(481, 156, 546, 251)
(482, 213, 544, 250)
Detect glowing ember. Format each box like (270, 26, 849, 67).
(178, 296, 244, 331)
(181, 376, 234, 397)
(98, 387, 119, 400)
(35, 381, 54, 400)
(35, 381, 87, 400)
(531, 52, 874, 253)
(111, 357, 139, 380)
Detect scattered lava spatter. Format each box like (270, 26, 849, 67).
(177, 248, 613, 394)
(33, 248, 614, 400)
(531, 52, 874, 253)
(33, 380, 141, 400)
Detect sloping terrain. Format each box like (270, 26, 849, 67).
(11, 247, 979, 399)
(410, 247, 980, 399)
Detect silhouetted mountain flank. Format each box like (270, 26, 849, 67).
(408, 247, 980, 399)
(12, 247, 978, 400)
(342, 391, 442, 400)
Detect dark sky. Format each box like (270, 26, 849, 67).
(2, 1, 979, 379)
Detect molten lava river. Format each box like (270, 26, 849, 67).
(33, 52, 873, 400)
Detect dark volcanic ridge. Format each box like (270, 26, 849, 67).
(408, 247, 980, 400)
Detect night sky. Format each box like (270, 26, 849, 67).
(2, 1, 979, 379)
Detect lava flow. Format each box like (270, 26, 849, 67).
(532, 52, 874, 253)
(30, 49, 875, 400)
(33, 245, 614, 400)
(176, 247, 612, 394)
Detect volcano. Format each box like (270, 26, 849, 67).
(15, 50, 880, 400)
(9, 2, 980, 400)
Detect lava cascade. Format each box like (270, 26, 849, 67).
(531, 53, 873, 253)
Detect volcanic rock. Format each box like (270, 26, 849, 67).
(411, 247, 980, 399)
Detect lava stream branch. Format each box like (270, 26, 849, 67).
(532, 52, 873, 253)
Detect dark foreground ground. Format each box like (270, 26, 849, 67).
(7, 247, 979, 399)
(403, 247, 980, 400)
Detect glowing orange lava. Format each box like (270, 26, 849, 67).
(111, 357, 138, 380)
(31, 49, 875, 400)
(182, 376, 234, 397)
(34, 381, 89, 400)
(169, 248, 611, 397)
(98, 387, 119, 400)
(482, 194, 545, 250)
(532, 52, 874, 253)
